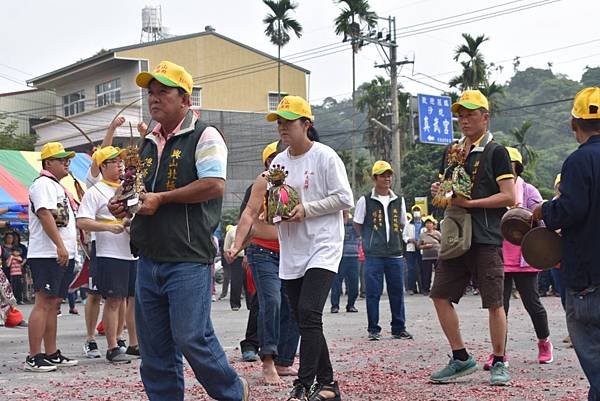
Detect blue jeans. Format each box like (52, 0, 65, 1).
(135, 255, 243, 401)
(405, 251, 421, 292)
(330, 256, 359, 309)
(247, 245, 299, 366)
(551, 267, 566, 308)
(566, 287, 600, 401)
(365, 256, 407, 334)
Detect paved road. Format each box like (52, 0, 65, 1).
(0, 292, 588, 400)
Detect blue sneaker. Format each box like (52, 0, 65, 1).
(490, 361, 510, 386)
(242, 350, 258, 362)
(430, 355, 477, 383)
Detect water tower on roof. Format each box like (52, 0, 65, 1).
(140, 5, 165, 43)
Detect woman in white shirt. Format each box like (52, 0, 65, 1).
(266, 96, 353, 401)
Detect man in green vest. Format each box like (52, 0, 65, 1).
(429, 90, 515, 386)
(353, 161, 412, 341)
(109, 60, 248, 401)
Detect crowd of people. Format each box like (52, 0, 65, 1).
(0, 59, 598, 401)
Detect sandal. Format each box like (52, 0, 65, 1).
(287, 380, 309, 401)
(240, 377, 250, 401)
(308, 381, 341, 401)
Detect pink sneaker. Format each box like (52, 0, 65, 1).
(538, 339, 554, 364)
(483, 354, 509, 371)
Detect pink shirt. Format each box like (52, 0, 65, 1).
(503, 177, 543, 273)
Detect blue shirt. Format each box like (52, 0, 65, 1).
(413, 221, 423, 242)
(542, 135, 600, 290)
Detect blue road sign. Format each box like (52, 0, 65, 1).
(417, 94, 453, 145)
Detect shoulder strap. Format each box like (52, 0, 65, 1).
(472, 141, 500, 188)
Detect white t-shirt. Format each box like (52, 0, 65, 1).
(354, 190, 407, 247)
(85, 168, 101, 189)
(272, 142, 354, 280)
(77, 181, 136, 260)
(85, 168, 101, 242)
(28, 176, 78, 259)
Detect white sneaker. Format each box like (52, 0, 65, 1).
(84, 340, 102, 358)
(25, 354, 57, 372)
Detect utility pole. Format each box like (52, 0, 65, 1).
(365, 16, 413, 193)
(348, 16, 413, 193)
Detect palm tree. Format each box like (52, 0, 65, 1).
(334, 0, 377, 95)
(449, 33, 489, 90)
(263, 0, 303, 100)
(333, 0, 377, 191)
(480, 81, 505, 113)
(509, 121, 537, 166)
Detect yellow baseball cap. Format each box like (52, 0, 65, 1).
(406, 212, 413, 222)
(372, 160, 393, 176)
(506, 147, 523, 165)
(262, 141, 279, 164)
(92, 146, 127, 166)
(411, 205, 422, 212)
(572, 87, 600, 120)
(225, 224, 234, 233)
(451, 90, 489, 113)
(39, 142, 75, 160)
(136, 61, 193, 95)
(266, 95, 314, 122)
(554, 173, 561, 188)
(423, 215, 437, 224)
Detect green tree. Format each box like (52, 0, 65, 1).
(401, 143, 445, 218)
(263, 0, 303, 100)
(449, 34, 489, 90)
(337, 149, 370, 194)
(0, 114, 37, 150)
(581, 66, 600, 87)
(356, 76, 410, 162)
(508, 120, 537, 166)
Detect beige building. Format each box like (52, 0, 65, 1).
(0, 89, 56, 136)
(28, 28, 309, 149)
(27, 28, 310, 208)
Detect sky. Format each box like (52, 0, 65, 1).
(1, 0, 599, 104)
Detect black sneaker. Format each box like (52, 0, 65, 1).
(392, 330, 414, 340)
(126, 345, 141, 358)
(117, 339, 127, 352)
(25, 353, 57, 372)
(106, 347, 131, 364)
(346, 306, 358, 313)
(330, 306, 339, 314)
(45, 350, 78, 367)
(368, 332, 381, 341)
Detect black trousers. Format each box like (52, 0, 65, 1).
(240, 290, 260, 353)
(10, 274, 23, 303)
(283, 268, 336, 389)
(420, 259, 436, 294)
(229, 257, 246, 309)
(504, 272, 550, 340)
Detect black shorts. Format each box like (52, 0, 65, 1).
(429, 244, 505, 309)
(29, 258, 76, 299)
(87, 241, 100, 294)
(96, 257, 137, 298)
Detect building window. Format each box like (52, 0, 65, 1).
(62, 90, 85, 116)
(191, 87, 202, 108)
(96, 78, 121, 107)
(268, 92, 287, 111)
